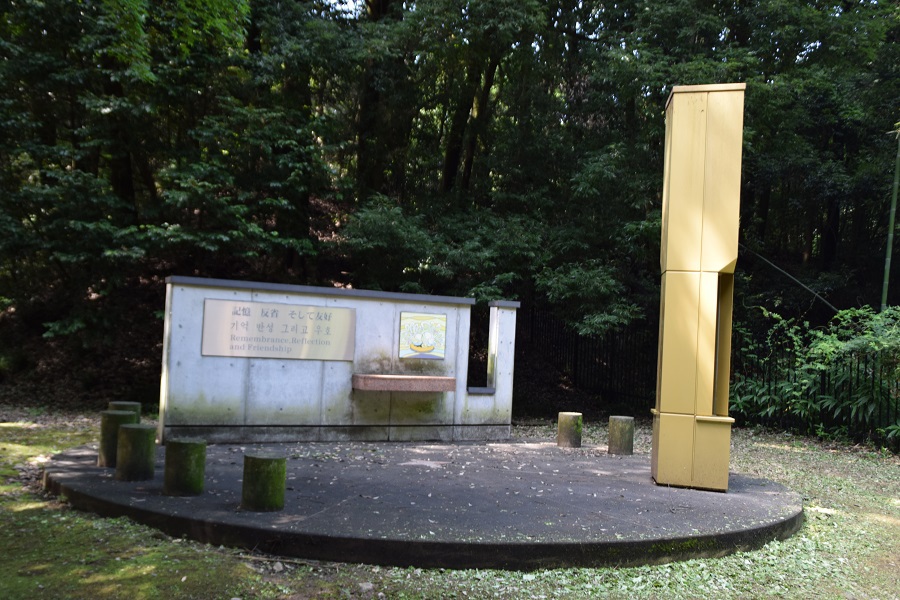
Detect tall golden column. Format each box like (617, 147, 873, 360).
(652, 83, 746, 492)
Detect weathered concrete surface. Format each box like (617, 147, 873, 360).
(43, 440, 803, 570)
(159, 278, 519, 443)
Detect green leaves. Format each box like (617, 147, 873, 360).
(0, 0, 897, 393)
(536, 260, 641, 336)
(93, 0, 156, 83)
(341, 199, 543, 300)
(731, 307, 900, 447)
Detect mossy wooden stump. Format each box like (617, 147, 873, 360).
(557, 412, 583, 448)
(98, 410, 138, 467)
(164, 438, 207, 496)
(115, 424, 157, 481)
(241, 453, 287, 512)
(108, 401, 141, 422)
(608, 415, 635, 455)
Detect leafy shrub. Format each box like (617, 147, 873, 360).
(731, 306, 900, 450)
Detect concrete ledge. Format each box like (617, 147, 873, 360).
(160, 425, 509, 444)
(352, 374, 456, 392)
(167, 275, 477, 306)
(466, 386, 496, 396)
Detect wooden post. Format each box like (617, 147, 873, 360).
(241, 453, 287, 512)
(108, 401, 141, 423)
(115, 423, 157, 481)
(164, 438, 207, 496)
(608, 416, 635, 455)
(98, 410, 138, 467)
(557, 412, 583, 448)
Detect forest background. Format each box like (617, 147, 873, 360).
(0, 0, 898, 429)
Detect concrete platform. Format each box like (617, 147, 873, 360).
(42, 440, 803, 570)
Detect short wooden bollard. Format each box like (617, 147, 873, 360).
(98, 410, 138, 467)
(108, 401, 141, 423)
(164, 438, 207, 496)
(608, 415, 635, 455)
(115, 424, 157, 481)
(241, 453, 287, 512)
(557, 412, 583, 448)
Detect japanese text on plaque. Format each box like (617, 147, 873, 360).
(201, 299, 355, 361)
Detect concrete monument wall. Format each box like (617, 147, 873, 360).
(158, 276, 518, 443)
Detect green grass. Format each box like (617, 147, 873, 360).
(0, 413, 897, 599)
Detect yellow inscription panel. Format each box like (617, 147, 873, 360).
(201, 299, 355, 361)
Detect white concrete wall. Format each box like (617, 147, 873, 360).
(158, 277, 518, 443)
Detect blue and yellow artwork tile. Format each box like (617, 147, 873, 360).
(399, 312, 447, 359)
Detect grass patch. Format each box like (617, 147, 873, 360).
(0, 508, 257, 599)
(1, 410, 898, 599)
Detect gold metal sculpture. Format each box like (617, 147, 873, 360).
(652, 83, 746, 492)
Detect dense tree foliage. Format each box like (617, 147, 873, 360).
(0, 1, 897, 400)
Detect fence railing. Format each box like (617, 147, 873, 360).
(731, 343, 900, 446)
(520, 304, 900, 449)
(518, 305, 657, 412)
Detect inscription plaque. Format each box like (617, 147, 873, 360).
(201, 299, 355, 361)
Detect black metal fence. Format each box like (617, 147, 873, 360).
(518, 305, 657, 411)
(519, 303, 900, 449)
(731, 343, 900, 446)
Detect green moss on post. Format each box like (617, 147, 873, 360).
(241, 452, 287, 512)
(608, 415, 635, 455)
(164, 438, 207, 496)
(115, 423, 157, 481)
(108, 401, 141, 423)
(557, 412, 583, 448)
(98, 410, 138, 467)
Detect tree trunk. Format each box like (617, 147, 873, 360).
(357, 0, 395, 200)
(822, 196, 840, 270)
(441, 63, 481, 194)
(461, 56, 499, 192)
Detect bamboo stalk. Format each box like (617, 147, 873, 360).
(881, 130, 900, 311)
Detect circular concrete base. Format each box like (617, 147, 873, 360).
(43, 441, 803, 570)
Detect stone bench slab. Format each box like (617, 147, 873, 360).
(352, 374, 456, 393)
